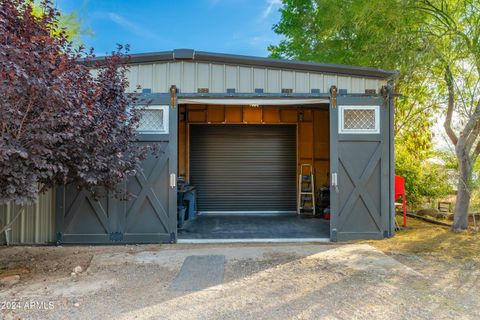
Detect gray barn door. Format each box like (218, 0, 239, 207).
(330, 94, 391, 241)
(56, 95, 177, 244)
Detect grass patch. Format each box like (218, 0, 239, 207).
(367, 216, 480, 261)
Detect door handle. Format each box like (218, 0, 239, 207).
(170, 173, 176, 188)
(332, 172, 339, 193)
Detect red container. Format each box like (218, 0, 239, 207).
(323, 208, 331, 220)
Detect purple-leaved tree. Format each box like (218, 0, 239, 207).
(0, 0, 149, 232)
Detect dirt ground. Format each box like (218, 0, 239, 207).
(0, 217, 479, 320)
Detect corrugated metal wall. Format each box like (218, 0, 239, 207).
(0, 189, 55, 245)
(91, 61, 385, 94)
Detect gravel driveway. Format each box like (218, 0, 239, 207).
(0, 243, 478, 319)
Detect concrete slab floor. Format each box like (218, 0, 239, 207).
(178, 213, 330, 239)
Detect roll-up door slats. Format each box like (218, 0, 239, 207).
(189, 125, 297, 212)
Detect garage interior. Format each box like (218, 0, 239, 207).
(177, 103, 331, 240)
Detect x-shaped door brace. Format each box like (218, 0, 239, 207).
(337, 143, 382, 231)
(64, 189, 109, 234)
(125, 152, 170, 233)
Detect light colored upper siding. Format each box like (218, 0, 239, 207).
(120, 61, 386, 94)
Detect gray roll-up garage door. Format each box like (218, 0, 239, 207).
(189, 124, 297, 212)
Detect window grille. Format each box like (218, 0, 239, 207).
(339, 106, 379, 134)
(137, 105, 169, 134)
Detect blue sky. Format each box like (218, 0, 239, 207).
(57, 0, 283, 57)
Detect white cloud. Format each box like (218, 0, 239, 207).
(106, 12, 161, 41)
(261, 0, 281, 19)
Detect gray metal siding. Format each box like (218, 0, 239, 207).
(189, 124, 297, 212)
(0, 189, 55, 245)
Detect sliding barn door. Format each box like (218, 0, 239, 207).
(56, 94, 178, 244)
(330, 94, 392, 241)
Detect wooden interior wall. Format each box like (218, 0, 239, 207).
(178, 104, 330, 192)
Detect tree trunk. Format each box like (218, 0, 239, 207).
(452, 149, 471, 231)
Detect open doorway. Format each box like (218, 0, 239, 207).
(176, 103, 330, 240)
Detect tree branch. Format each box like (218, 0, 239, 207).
(444, 66, 458, 145)
(471, 99, 480, 160)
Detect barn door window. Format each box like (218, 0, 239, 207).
(137, 105, 169, 134)
(339, 105, 379, 134)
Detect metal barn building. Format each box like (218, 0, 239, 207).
(2, 49, 398, 244)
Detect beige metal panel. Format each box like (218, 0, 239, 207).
(182, 62, 196, 93)
(309, 73, 324, 92)
(239, 66, 252, 93)
(351, 77, 366, 94)
(124, 60, 387, 94)
(323, 74, 338, 92)
(210, 64, 225, 93)
(126, 64, 139, 92)
(137, 64, 154, 90)
(196, 63, 210, 90)
(365, 78, 380, 93)
(253, 68, 266, 91)
(266, 69, 281, 93)
(225, 65, 238, 91)
(295, 72, 309, 93)
(153, 63, 169, 93)
(281, 70, 294, 91)
(0, 189, 55, 245)
(169, 62, 183, 90)
(337, 76, 352, 92)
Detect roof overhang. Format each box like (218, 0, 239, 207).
(84, 49, 399, 80)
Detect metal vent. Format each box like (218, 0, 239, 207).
(226, 88, 236, 94)
(281, 88, 293, 94)
(311, 89, 321, 94)
(255, 88, 264, 93)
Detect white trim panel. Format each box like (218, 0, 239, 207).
(178, 98, 329, 105)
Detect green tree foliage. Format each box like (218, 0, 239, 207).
(268, 0, 450, 208)
(415, 0, 480, 230)
(395, 145, 452, 206)
(30, 0, 88, 43)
